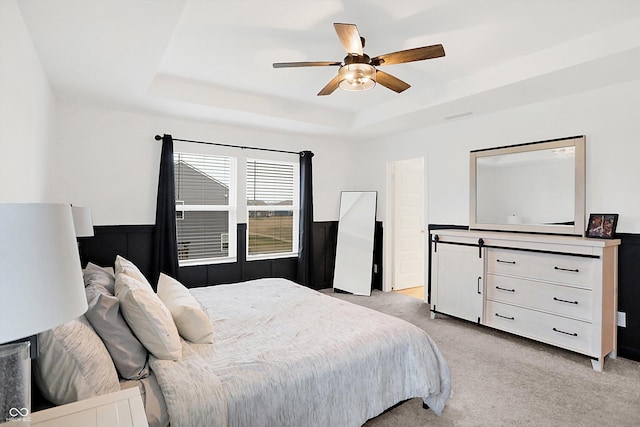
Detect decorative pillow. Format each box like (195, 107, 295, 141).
(115, 273, 182, 360)
(85, 284, 150, 380)
(115, 255, 153, 291)
(157, 274, 214, 344)
(34, 316, 121, 405)
(83, 262, 116, 294)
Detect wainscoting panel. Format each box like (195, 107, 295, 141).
(269, 257, 299, 282)
(80, 225, 155, 281)
(372, 221, 383, 291)
(312, 221, 338, 290)
(616, 233, 640, 361)
(178, 264, 208, 287)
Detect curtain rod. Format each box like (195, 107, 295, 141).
(154, 134, 303, 156)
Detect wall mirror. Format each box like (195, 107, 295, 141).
(333, 191, 377, 296)
(470, 136, 585, 236)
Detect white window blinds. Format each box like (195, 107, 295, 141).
(246, 158, 299, 257)
(174, 152, 236, 265)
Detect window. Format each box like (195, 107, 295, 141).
(174, 152, 236, 265)
(173, 151, 298, 265)
(246, 158, 299, 258)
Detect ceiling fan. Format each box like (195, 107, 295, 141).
(273, 23, 445, 96)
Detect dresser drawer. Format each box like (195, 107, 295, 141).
(485, 300, 592, 355)
(486, 248, 598, 288)
(486, 274, 593, 321)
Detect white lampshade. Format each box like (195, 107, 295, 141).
(71, 206, 94, 237)
(0, 203, 88, 344)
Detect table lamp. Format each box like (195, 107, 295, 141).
(71, 206, 94, 238)
(0, 203, 88, 422)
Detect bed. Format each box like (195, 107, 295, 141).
(35, 258, 451, 427)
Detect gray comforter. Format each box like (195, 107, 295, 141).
(150, 278, 450, 427)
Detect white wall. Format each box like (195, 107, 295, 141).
(0, 0, 56, 202)
(51, 102, 352, 225)
(347, 78, 640, 233)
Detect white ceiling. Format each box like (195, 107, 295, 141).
(17, 0, 640, 140)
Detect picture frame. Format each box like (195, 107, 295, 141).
(586, 213, 619, 239)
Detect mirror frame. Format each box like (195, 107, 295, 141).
(469, 135, 586, 236)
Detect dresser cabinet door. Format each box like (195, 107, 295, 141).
(431, 243, 484, 323)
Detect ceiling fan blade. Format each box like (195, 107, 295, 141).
(372, 44, 445, 66)
(375, 70, 411, 93)
(333, 23, 363, 55)
(317, 74, 342, 96)
(273, 61, 342, 68)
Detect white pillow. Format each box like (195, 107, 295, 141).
(157, 274, 214, 344)
(115, 273, 182, 360)
(115, 255, 153, 291)
(35, 316, 121, 405)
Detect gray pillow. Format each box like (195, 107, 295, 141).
(85, 288, 150, 380)
(83, 262, 116, 294)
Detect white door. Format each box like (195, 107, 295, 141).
(431, 243, 484, 323)
(393, 158, 424, 290)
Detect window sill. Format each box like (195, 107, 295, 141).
(178, 256, 238, 267)
(246, 253, 298, 262)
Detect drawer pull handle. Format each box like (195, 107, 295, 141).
(495, 313, 515, 320)
(554, 266, 579, 273)
(496, 286, 515, 293)
(553, 297, 578, 305)
(553, 327, 578, 337)
(497, 259, 516, 264)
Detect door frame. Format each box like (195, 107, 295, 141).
(383, 157, 427, 300)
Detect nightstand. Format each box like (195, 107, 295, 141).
(27, 388, 148, 427)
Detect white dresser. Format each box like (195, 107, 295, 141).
(430, 229, 620, 371)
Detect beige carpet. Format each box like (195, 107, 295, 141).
(322, 289, 640, 427)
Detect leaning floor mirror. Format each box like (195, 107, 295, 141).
(333, 191, 377, 296)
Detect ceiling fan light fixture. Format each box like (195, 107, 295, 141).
(338, 63, 376, 91)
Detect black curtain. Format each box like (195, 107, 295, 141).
(152, 134, 179, 285)
(297, 151, 315, 288)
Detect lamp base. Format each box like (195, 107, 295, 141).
(0, 341, 31, 422)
